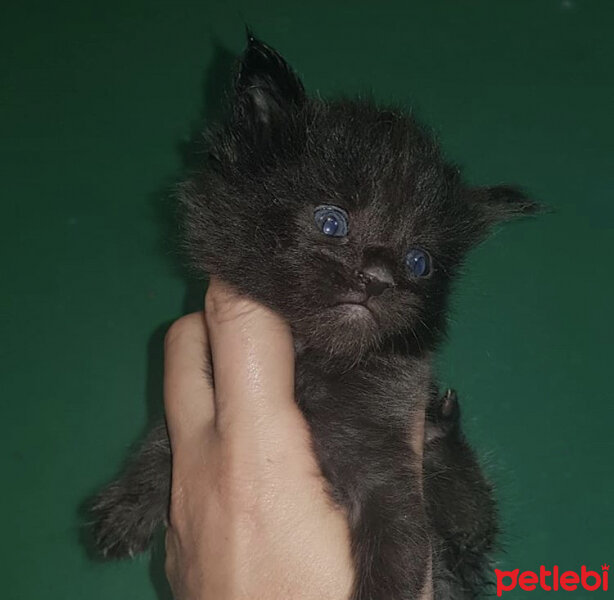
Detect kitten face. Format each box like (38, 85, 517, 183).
(181, 34, 535, 362)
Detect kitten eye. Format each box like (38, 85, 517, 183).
(314, 205, 349, 238)
(405, 248, 431, 277)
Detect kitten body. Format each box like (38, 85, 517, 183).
(91, 34, 533, 599)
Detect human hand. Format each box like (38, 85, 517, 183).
(163, 278, 354, 600)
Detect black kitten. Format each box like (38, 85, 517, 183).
(91, 33, 535, 599)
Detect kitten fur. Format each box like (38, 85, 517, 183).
(91, 32, 535, 599)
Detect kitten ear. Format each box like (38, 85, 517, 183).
(233, 30, 306, 128)
(469, 184, 539, 239)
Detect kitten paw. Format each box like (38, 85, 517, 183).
(426, 388, 461, 442)
(91, 483, 159, 559)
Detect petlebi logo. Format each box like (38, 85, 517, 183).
(495, 564, 609, 596)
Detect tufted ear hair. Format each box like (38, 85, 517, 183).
(467, 184, 539, 241)
(210, 30, 307, 168)
(233, 30, 306, 130)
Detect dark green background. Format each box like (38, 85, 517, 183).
(2, 1, 612, 598)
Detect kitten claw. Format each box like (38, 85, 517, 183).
(425, 388, 462, 442)
(441, 388, 459, 421)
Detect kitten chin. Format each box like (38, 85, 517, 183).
(291, 307, 382, 368)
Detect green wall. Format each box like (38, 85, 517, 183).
(2, 1, 612, 598)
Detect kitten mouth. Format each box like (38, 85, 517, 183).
(330, 297, 378, 323)
(334, 301, 370, 310)
(334, 291, 369, 305)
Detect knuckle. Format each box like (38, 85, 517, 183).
(214, 453, 262, 516)
(205, 283, 257, 328)
(167, 490, 182, 525)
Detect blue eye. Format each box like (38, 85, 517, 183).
(405, 248, 431, 277)
(314, 205, 349, 238)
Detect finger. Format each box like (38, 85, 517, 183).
(204, 277, 297, 436)
(409, 406, 426, 459)
(164, 311, 215, 449)
(164, 529, 183, 600)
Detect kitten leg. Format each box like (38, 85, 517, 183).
(424, 390, 498, 599)
(91, 422, 171, 558)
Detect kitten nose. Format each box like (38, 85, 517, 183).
(358, 265, 394, 297)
